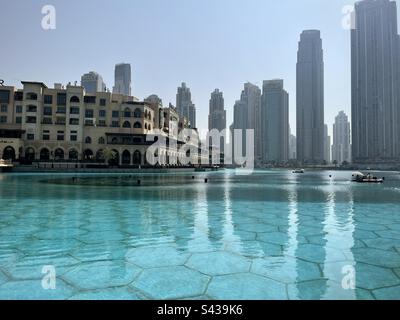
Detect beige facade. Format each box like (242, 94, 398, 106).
(0, 81, 207, 166)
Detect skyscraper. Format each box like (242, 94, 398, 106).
(241, 83, 262, 160)
(324, 124, 331, 164)
(296, 30, 325, 164)
(113, 63, 132, 96)
(261, 79, 289, 163)
(231, 83, 261, 160)
(81, 71, 106, 93)
(351, 0, 400, 163)
(208, 89, 226, 132)
(176, 82, 196, 128)
(332, 111, 351, 165)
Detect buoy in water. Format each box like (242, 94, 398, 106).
(205, 178, 208, 183)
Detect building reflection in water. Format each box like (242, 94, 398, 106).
(188, 182, 212, 253)
(322, 177, 356, 299)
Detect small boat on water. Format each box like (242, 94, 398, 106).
(292, 169, 305, 174)
(0, 159, 14, 172)
(352, 172, 384, 183)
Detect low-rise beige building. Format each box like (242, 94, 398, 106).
(0, 81, 207, 167)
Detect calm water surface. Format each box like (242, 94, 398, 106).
(0, 170, 400, 300)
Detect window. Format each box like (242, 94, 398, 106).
(85, 109, 94, 118)
(112, 111, 119, 118)
(1, 105, 7, 112)
(27, 105, 37, 112)
(26, 116, 37, 124)
(56, 117, 66, 125)
(70, 135, 77, 141)
(100, 99, 106, 106)
(0, 116, 7, 123)
(69, 118, 79, 125)
(0, 90, 10, 104)
(57, 131, 64, 141)
(123, 121, 131, 128)
(85, 137, 92, 144)
(99, 110, 106, 117)
(44, 95, 53, 104)
(26, 92, 38, 100)
(42, 117, 52, 124)
(57, 106, 66, 114)
(57, 93, 67, 106)
(16, 117, 22, 124)
(27, 134, 34, 140)
(70, 107, 80, 114)
(42, 133, 50, 141)
(134, 108, 142, 118)
(70, 96, 80, 103)
(14, 91, 23, 101)
(43, 106, 52, 116)
(84, 96, 96, 104)
(98, 137, 105, 144)
(124, 108, 131, 118)
(111, 121, 119, 127)
(98, 120, 106, 127)
(16, 105, 23, 113)
(134, 122, 142, 128)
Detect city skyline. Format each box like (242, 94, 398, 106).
(3, 0, 399, 137)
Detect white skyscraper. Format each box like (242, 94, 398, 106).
(332, 111, 351, 164)
(113, 63, 132, 96)
(324, 124, 331, 164)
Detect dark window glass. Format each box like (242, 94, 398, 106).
(112, 111, 119, 118)
(14, 91, 23, 101)
(26, 116, 37, 123)
(85, 109, 94, 118)
(16, 105, 23, 113)
(57, 106, 66, 114)
(99, 110, 106, 117)
(27, 105, 37, 112)
(27, 134, 34, 140)
(57, 93, 67, 106)
(70, 107, 80, 114)
(69, 118, 79, 125)
(98, 120, 106, 127)
(0, 116, 7, 123)
(111, 121, 119, 127)
(43, 106, 52, 116)
(100, 99, 106, 106)
(44, 95, 53, 104)
(84, 96, 96, 104)
(16, 116, 22, 124)
(42, 117, 52, 124)
(70, 135, 77, 141)
(1, 104, 7, 112)
(43, 134, 50, 141)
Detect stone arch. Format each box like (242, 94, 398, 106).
(122, 150, 131, 165)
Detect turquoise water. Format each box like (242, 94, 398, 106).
(0, 170, 400, 300)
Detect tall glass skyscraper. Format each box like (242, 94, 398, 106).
(351, 0, 400, 163)
(261, 79, 289, 163)
(208, 89, 226, 132)
(176, 82, 196, 128)
(296, 30, 325, 164)
(81, 71, 106, 93)
(113, 63, 132, 96)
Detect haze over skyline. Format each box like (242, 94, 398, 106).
(1, 0, 399, 137)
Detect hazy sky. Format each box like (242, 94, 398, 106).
(1, 0, 399, 136)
